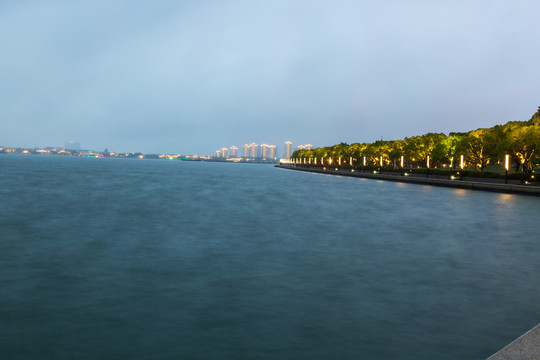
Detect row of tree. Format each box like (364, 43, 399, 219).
(292, 108, 540, 172)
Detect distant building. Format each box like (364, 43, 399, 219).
(64, 141, 80, 151)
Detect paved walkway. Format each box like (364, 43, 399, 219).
(277, 165, 540, 196)
(487, 324, 540, 360)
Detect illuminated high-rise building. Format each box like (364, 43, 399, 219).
(269, 145, 276, 159)
(285, 141, 292, 159)
(230, 146, 238, 157)
(250, 143, 258, 158)
(243, 144, 249, 158)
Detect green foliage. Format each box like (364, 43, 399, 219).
(295, 107, 540, 172)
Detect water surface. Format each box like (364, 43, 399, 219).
(1, 155, 539, 359)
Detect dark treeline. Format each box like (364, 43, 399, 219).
(293, 107, 540, 172)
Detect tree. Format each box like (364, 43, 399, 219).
(457, 128, 499, 171)
(506, 125, 540, 172)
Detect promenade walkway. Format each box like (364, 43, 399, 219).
(487, 324, 540, 360)
(276, 165, 540, 196)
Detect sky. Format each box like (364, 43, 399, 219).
(1, 0, 539, 155)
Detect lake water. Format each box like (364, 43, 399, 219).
(1, 155, 539, 359)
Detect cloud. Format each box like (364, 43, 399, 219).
(1, 0, 539, 153)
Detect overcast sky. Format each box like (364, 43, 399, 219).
(1, 1, 539, 155)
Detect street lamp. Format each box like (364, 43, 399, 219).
(363, 156, 366, 173)
(426, 156, 430, 178)
(505, 154, 509, 184)
(460, 155, 464, 180)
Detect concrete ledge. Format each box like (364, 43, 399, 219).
(276, 165, 540, 196)
(487, 324, 540, 360)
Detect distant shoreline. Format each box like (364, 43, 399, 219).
(276, 165, 540, 196)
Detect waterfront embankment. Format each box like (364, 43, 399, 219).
(276, 165, 540, 196)
(487, 323, 540, 359)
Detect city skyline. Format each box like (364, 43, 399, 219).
(1, 139, 314, 159)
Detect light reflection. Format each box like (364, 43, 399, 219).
(453, 189, 467, 196)
(496, 193, 515, 206)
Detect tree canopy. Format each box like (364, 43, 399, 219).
(292, 108, 540, 172)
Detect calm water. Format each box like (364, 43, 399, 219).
(1, 155, 539, 360)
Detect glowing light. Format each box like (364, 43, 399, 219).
(400, 155, 404, 168)
(460, 155, 464, 169)
(350, 157, 353, 166)
(505, 154, 509, 171)
(426, 156, 430, 168)
(380, 156, 383, 166)
(363, 156, 366, 166)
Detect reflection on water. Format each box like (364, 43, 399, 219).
(452, 188, 468, 196)
(495, 193, 516, 205)
(1, 155, 539, 360)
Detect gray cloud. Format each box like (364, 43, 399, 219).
(2, 0, 539, 154)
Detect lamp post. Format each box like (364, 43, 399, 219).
(460, 155, 464, 180)
(363, 156, 366, 173)
(505, 154, 509, 184)
(400, 155, 404, 176)
(426, 156, 430, 178)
